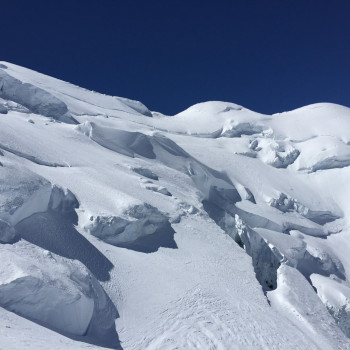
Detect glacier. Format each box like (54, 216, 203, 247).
(1, 61, 350, 349)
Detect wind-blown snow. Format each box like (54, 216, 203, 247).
(1, 61, 350, 349)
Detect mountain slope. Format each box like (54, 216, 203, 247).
(1, 61, 350, 349)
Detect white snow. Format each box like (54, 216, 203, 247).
(1, 61, 350, 349)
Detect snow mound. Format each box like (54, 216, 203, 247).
(270, 192, 339, 225)
(76, 121, 155, 158)
(268, 265, 348, 350)
(311, 274, 350, 337)
(0, 69, 75, 123)
(0, 61, 151, 119)
(220, 121, 265, 138)
(116, 96, 152, 117)
(86, 203, 177, 253)
(143, 183, 172, 196)
(0, 242, 119, 347)
(0, 165, 52, 242)
(132, 167, 159, 180)
(293, 136, 350, 172)
(251, 138, 300, 168)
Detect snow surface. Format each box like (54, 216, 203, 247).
(1, 61, 350, 349)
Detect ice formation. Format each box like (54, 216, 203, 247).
(1, 61, 350, 350)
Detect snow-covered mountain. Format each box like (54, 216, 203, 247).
(1, 61, 350, 350)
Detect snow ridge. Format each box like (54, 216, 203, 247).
(1, 61, 350, 350)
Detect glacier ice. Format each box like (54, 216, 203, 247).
(1, 62, 350, 349)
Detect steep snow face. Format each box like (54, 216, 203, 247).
(0, 62, 151, 118)
(0, 243, 94, 335)
(0, 69, 73, 123)
(1, 61, 350, 350)
(0, 241, 119, 347)
(86, 203, 177, 252)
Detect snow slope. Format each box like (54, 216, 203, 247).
(1, 61, 350, 349)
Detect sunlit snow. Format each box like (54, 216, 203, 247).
(1, 62, 350, 350)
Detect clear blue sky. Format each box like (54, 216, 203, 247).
(2, 1, 350, 115)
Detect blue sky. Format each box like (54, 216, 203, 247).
(2, 0, 350, 114)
